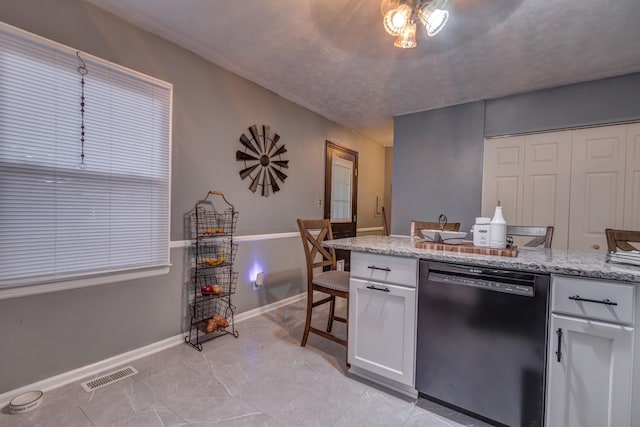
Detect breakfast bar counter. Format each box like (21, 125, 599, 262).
(323, 235, 640, 283)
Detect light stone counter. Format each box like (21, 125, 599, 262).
(323, 235, 640, 283)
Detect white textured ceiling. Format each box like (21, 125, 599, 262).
(86, 0, 640, 146)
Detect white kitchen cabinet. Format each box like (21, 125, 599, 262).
(546, 276, 636, 427)
(348, 251, 417, 396)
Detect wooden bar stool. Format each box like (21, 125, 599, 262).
(296, 219, 350, 355)
(605, 228, 640, 251)
(506, 226, 554, 248)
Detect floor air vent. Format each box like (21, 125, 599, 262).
(80, 366, 139, 392)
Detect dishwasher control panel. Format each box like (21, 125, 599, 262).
(428, 271, 535, 297)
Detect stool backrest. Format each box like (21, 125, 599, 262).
(605, 228, 640, 251)
(297, 219, 336, 277)
(506, 225, 554, 248)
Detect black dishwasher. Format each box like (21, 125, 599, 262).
(416, 260, 550, 427)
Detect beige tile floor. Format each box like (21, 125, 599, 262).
(0, 297, 491, 427)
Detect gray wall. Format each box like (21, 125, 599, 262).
(392, 72, 640, 236)
(391, 102, 485, 235)
(485, 73, 640, 137)
(0, 0, 387, 394)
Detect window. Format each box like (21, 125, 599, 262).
(330, 156, 353, 222)
(0, 23, 172, 292)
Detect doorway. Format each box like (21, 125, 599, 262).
(324, 141, 358, 270)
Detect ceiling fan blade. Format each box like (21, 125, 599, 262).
(236, 150, 258, 161)
(272, 167, 288, 182)
(249, 125, 262, 153)
(262, 125, 270, 153)
(271, 160, 289, 168)
(249, 171, 260, 193)
(268, 133, 280, 155)
(239, 133, 260, 155)
(268, 168, 280, 192)
(239, 164, 259, 180)
(261, 169, 269, 197)
(271, 145, 287, 157)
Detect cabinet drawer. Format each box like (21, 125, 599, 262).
(350, 252, 417, 287)
(552, 276, 636, 324)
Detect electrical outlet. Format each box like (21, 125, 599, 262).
(317, 198, 322, 207)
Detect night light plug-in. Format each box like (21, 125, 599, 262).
(253, 271, 265, 290)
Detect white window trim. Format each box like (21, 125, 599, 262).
(0, 22, 173, 297)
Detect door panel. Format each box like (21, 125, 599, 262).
(482, 137, 525, 221)
(523, 131, 571, 249)
(569, 125, 626, 251)
(625, 123, 640, 229)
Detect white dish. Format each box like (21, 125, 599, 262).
(421, 229, 441, 242)
(9, 390, 43, 414)
(439, 231, 468, 245)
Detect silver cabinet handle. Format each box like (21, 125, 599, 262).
(569, 295, 618, 306)
(366, 285, 390, 292)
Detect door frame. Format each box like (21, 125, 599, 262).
(325, 141, 358, 270)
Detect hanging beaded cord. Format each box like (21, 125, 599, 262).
(76, 52, 88, 168)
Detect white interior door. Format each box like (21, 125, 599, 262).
(482, 136, 525, 224)
(569, 125, 627, 251)
(624, 123, 640, 230)
(522, 131, 572, 249)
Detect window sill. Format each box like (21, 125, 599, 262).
(0, 266, 171, 300)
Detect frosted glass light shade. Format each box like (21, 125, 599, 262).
(394, 21, 417, 48)
(419, 6, 449, 36)
(383, 4, 412, 36)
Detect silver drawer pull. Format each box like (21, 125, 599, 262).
(366, 285, 390, 293)
(368, 265, 391, 272)
(569, 295, 618, 306)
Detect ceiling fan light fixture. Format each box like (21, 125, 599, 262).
(383, 4, 412, 36)
(419, 6, 449, 37)
(393, 21, 417, 48)
(382, 0, 449, 47)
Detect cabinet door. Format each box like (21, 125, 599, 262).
(482, 136, 525, 224)
(569, 125, 627, 251)
(348, 278, 416, 386)
(546, 314, 634, 427)
(522, 131, 572, 249)
(625, 123, 640, 230)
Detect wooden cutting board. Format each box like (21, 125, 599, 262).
(415, 241, 518, 257)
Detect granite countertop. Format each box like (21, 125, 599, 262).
(323, 235, 640, 283)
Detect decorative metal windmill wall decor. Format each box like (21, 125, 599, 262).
(236, 125, 289, 197)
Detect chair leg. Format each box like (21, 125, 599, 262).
(301, 289, 314, 347)
(327, 295, 336, 333)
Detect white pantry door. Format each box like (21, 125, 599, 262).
(569, 125, 627, 251)
(522, 131, 572, 249)
(624, 123, 640, 230)
(482, 136, 525, 224)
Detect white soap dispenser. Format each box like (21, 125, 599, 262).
(489, 201, 507, 249)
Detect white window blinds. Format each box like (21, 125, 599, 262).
(0, 23, 172, 289)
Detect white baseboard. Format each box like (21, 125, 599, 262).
(0, 334, 184, 406)
(0, 292, 306, 406)
(234, 292, 306, 323)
